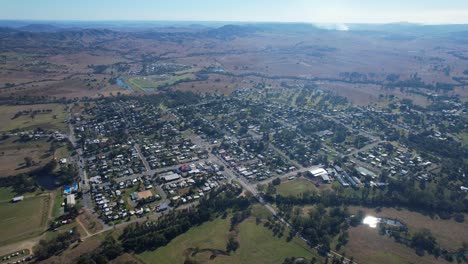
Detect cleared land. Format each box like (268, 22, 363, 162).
(349, 206, 468, 251)
(40, 235, 103, 264)
(0, 194, 50, 246)
(276, 178, 318, 197)
(76, 209, 104, 235)
(0, 104, 67, 132)
(138, 216, 316, 264)
(0, 137, 52, 177)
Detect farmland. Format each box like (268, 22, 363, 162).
(0, 104, 67, 132)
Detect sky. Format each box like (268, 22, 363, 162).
(1, 0, 468, 24)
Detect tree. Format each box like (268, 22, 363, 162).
(272, 177, 281, 186)
(24, 156, 33, 167)
(226, 237, 239, 253)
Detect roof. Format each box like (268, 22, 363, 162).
(321, 174, 331, 182)
(309, 168, 327, 177)
(162, 173, 181, 182)
(66, 194, 76, 205)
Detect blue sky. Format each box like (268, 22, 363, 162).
(1, 0, 468, 24)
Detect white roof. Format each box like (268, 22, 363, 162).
(66, 194, 76, 205)
(310, 168, 327, 177)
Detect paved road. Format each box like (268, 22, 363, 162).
(134, 143, 151, 172)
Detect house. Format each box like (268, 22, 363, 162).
(12, 196, 24, 203)
(156, 204, 168, 212)
(161, 172, 181, 182)
(66, 194, 76, 207)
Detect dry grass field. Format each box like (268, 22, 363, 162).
(0, 137, 52, 177)
(340, 225, 450, 264)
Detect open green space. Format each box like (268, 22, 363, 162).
(137, 215, 316, 264)
(127, 72, 196, 91)
(137, 216, 230, 264)
(0, 104, 67, 132)
(276, 178, 318, 197)
(51, 189, 64, 218)
(0, 187, 15, 202)
(0, 194, 50, 246)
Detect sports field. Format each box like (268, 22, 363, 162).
(0, 192, 50, 246)
(127, 72, 196, 91)
(276, 178, 318, 197)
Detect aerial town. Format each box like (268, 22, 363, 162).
(0, 3, 467, 263)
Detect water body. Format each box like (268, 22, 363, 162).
(143, 87, 158, 92)
(35, 174, 59, 190)
(116, 78, 132, 90)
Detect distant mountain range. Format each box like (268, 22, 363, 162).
(1, 21, 468, 50)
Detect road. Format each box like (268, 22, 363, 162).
(134, 143, 151, 172)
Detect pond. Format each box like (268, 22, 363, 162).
(35, 174, 59, 190)
(116, 78, 132, 90)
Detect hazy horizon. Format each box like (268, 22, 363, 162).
(2, 0, 468, 25)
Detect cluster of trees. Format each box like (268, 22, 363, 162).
(0, 173, 36, 194)
(34, 228, 80, 260)
(11, 108, 53, 120)
(405, 132, 467, 160)
(385, 75, 455, 92)
(283, 256, 318, 264)
(282, 204, 350, 252)
(382, 224, 467, 262)
(273, 177, 466, 221)
(264, 218, 287, 238)
(77, 236, 123, 264)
